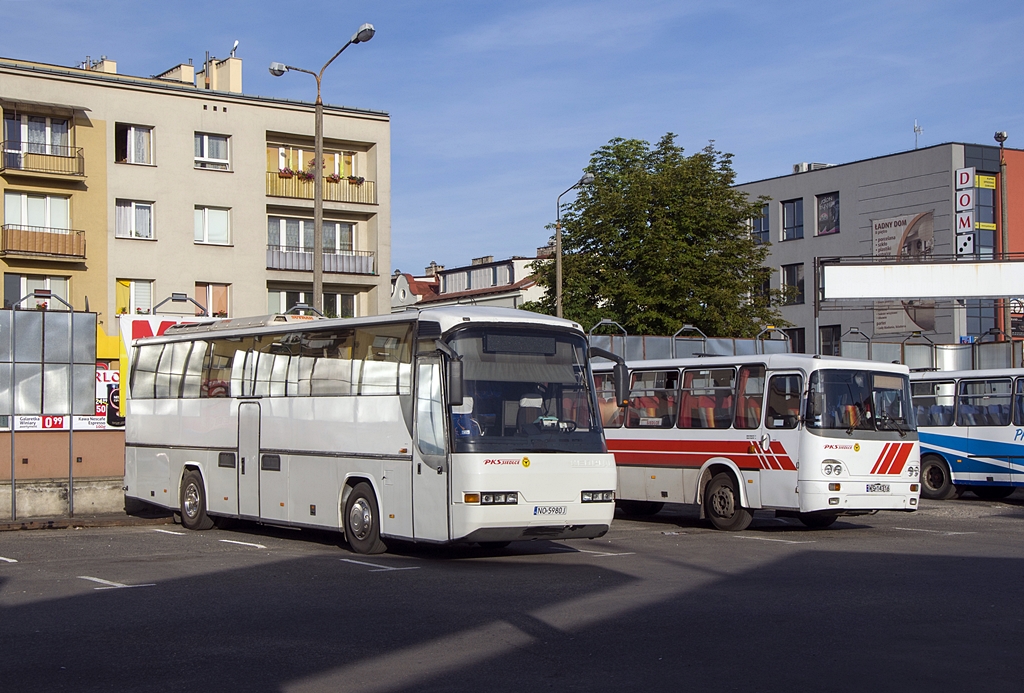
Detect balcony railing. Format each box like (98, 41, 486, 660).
(266, 172, 377, 205)
(1, 142, 85, 177)
(266, 246, 375, 275)
(1, 224, 86, 261)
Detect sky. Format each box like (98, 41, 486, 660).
(2, 0, 1023, 276)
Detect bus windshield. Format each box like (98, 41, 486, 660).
(446, 327, 605, 453)
(806, 369, 916, 434)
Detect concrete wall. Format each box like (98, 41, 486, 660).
(0, 477, 124, 518)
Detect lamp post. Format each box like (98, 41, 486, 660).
(270, 23, 375, 313)
(996, 131, 1010, 341)
(555, 172, 594, 318)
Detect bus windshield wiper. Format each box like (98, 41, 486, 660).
(877, 415, 907, 438)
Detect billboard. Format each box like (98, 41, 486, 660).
(872, 211, 935, 335)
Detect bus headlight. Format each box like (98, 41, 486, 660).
(582, 490, 615, 503)
(907, 465, 919, 478)
(822, 459, 843, 476)
(480, 492, 518, 505)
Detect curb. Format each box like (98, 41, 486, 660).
(0, 513, 174, 532)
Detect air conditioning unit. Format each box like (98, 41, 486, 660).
(793, 162, 834, 174)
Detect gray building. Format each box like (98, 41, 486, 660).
(735, 143, 1016, 354)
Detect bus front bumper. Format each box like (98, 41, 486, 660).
(799, 480, 919, 513)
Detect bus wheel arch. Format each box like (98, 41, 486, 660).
(341, 477, 387, 555)
(179, 467, 214, 531)
(920, 455, 956, 500)
(697, 461, 748, 511)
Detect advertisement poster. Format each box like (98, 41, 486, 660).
(872, 211, 935, 335)
(12, 362, 122, 431)
(816, 192, 840, 236)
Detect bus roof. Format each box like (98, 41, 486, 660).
(909, 367, 1024, 380)
(593, 352, 911, 375)
(142, 306, 584, 345)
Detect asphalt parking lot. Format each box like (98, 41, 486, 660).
(2, 493, 1024, 692)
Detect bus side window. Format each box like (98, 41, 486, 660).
(131, 343, 163, 400)
(594, 373, 623, 428)
(1015, 379, 1024, 426)
(416, 361, 446, 456)
(626, 370, 677, 429)
(733, 365, 765, 429)
(766, 374, 802, 429)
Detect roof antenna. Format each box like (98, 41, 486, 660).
(230, 40, 239, 58)
(914, 119, 923, 150)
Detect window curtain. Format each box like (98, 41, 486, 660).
(116, 201, 132, 237)
(135, 203, 152, 238)
(50, 120, 68, 153)
(207, 209, 228, 243)
(49, 196, 69, 231)
(4, 191, 21, 225)
(133, 280, 152, 313)
(134, 128, 151, 164)
(285, 219, 300, 250)
(27, 117, 46, 154)
(301, 220, 313, 252)
(208, 136, 227, 161)
(267, 217, 281, 247)
(323, 222, 336, 253)
(116, 280, 131, 314)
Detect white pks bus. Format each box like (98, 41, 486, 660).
(124, 306, 628, 553)
(592, 353, 920, 530)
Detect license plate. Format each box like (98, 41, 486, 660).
(866, 483, 890, 493)
(534, 505, 567, 516)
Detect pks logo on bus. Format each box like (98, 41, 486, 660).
(484, 458, 528, 467)
(824, 443, 856, 451)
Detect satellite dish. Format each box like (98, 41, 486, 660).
(230, 40, 239, 57)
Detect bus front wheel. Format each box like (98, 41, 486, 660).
(344, 482, 387, 555)
(180, 470, 214, 531)
(921, 456, 956, 500)
(704, 473, 753, 531)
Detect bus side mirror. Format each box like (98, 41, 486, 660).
(614, 362, 629, 408)
(448, 359, 464, 407)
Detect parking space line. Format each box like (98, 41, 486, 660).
(340, 558, 420, 572)
(0, 556, 18, 563)
(219, 539, 267, 549)
(894, 527, 976, 536)
(78, 576, 156, 590)
(735, 536, 816, 545)
(152, 528, 185, 536)
(573, 549, 635, 557)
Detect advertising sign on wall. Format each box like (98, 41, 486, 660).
(816, 192, 840, 236)
(872, 211, 935, 335)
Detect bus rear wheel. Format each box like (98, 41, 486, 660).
(921, 456, 956, 500)
(797, 512, 838, 529)
(344, 482, 387, 555)
(972, 486, 1016, 501)
(704, 473, 753, 531)
(180, 470, 214, 531)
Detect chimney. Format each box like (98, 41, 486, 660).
(196, 56, 243, 94)
(155, 63, 196, 85)
(424, 261, 444, 277)
(471, 255, 494, 266)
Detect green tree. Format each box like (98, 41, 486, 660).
(521, 134, 789, 336)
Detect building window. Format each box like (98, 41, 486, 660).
(266, 144, 356, 177)
(782, 263, 804, 305)
(267, 216, 353, 252)
(268, 289, 355, 319)
(116, 279, 152, 315)
(966, 299, 996, 338)
(819, 324, 841, 356)
(196, 282, 229, 317)
(974, 178, 997, 260)
(751, 203, 769, 244)
(782, 198, 803, 241)
(783, 327, 806, 354)
(115, 200, 153, 239)
(4, 191, 70, 231)
(115, 124, 153, 164)
(194, 207, 230, 245)
(3, 113, 70, 155)
(816, 192, 839, 236)
(3, 273, 68, 309)
(194, 133, 230, 170)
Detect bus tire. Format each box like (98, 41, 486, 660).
(180, 470, 214, 531)
(972, 485, 1015, 501)
(920, 456, 956, 500)
(344, 482, 387, 555)
(615, 500, 664, 517)
(704, 473, 753, 531)
(797, 512, 838, 529)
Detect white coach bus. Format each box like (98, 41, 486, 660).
(592, 353, 920, 530)
(124, 306, 627, 553)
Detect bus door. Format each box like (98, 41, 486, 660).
(759, 372, 802, 508)
(412, 357, 450, 541)
(237, 400, 261, 518)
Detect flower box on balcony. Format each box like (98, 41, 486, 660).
(347, 176, 365, 185)
(278, 168, 295, 179)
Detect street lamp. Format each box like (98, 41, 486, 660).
(270, 23, 375, 313)
(555, 172, 594, 318)
(996, 131, 1010, 342)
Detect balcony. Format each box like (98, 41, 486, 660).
(266, 246, 375, 275)
(266, 172, 377, 205)
(1, 224, 86, 261)
(1, 142, 85, 180)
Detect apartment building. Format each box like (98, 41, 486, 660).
(735, 143, 1024, 353)
(391, 253, 546, 311)
(0, 53, 391, 359)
